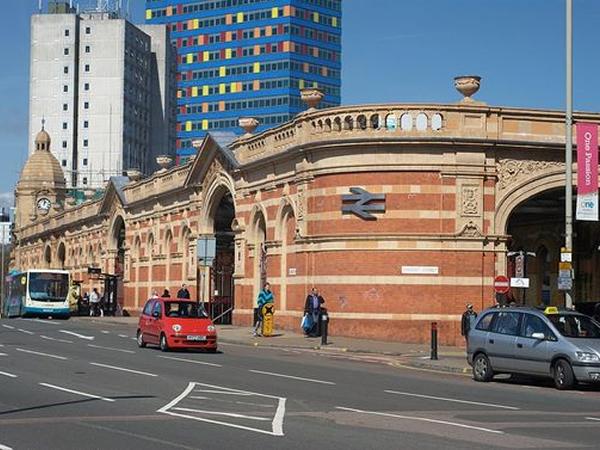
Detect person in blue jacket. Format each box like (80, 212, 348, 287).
(253, 282, 274, 336)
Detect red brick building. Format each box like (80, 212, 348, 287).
(12, 84, 600, 345)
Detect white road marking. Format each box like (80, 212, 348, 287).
(31, 319, 60, 325)
(17, 328, 34, 335)
(39, 383, 115, 402)
(173, 407, 271, 421)
(157, 355, 222, 368)
(249, 369, 335, 385)
(194, 390, 253, 396)
(40, 335, 74, 344)
(335, 407, 503, 434)
(88, 344, 136, 354)
(586, 417, 600, 422)
(16, 348, 67, 360)
(158, 382, 286, 436)
(101, 330, 110, 334)
(190, 396, 209, 400)
(2, 325, 15, 330)
(0, 371, 17, 378)
(0, 443, 14, 450)
(0, 353, 7, 356)
(118, 334, 129, 338)
(59, 330, 94, 340)
(90, 362, 157, 377)
(384, 390, 520, 410)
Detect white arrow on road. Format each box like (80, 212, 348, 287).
(59, 330, 94, 340)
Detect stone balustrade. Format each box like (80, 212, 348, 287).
(230, 103, 600, 164)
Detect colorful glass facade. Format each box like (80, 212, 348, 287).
(145, 0, 342, 162)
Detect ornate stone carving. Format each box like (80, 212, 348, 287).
(496, 159, 563, 191)
(458, 220, 482, 238)
(461, 185, 480, 217)
(296, 185, 306, 221)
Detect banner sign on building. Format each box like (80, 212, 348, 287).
(576, 122, 599, 221)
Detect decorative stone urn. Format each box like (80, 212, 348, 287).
(454, 75, 481, 102)
(126, 168, 143, 182)
(300, 87, 324, 110)
(66, 196, 77, 207)
(156, 155, 173, 171)
(239, 117, 259, 135)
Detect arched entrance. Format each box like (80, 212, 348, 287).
(107, 216, 126, 314)
(506, 187, 600, 312)
(57, 243, 66, 270)
(210, 191, 236, 324)
(44, 245, 52, 269)
(251, 208, 268, 300)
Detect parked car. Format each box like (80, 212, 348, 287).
(137, 298, 217, 353)
(467, 306, 600, 389)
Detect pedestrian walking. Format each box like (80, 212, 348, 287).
(253, 282, 274, 337)
(161, 289, 171, 298)
(461, 303, 477, 343)
(303, 287, 325, 337)
(177, 283, 190, 299)
(89, 287, 103, 317)
(151, 290, 159, 299)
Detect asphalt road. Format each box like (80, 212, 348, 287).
(1, 317, 600, 450)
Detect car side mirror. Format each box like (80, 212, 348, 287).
(531, 332, 545, 340)
(152, 311, 160, 319)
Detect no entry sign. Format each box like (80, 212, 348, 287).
(494, 275, 510, 294)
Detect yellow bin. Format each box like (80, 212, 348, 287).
(261, 303, 275, 337)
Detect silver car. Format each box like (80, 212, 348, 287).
(467, 306, 600, 389)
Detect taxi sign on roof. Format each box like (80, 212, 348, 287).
(544, 306, 559, 315)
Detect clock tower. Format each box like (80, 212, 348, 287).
(14, 125, 66, 232)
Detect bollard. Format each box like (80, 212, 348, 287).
(321, 311, 329, 345)
(430, 321, 438, 360)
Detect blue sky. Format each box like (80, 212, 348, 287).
(1, 0, 600, 205)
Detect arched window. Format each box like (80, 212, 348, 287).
(400, 113, 413, 131)
(431, 113, 443, 130)
(385, 113, 396, 131)
(415, 113, 428, 131)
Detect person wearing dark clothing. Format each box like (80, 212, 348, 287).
(177, 284, 190, 299)
(593, 303, 600, 323)
(461, 303, 478, 343)
(161, 289, 171, 298)
(303, 287, 325, 336)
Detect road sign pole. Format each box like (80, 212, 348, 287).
(565, 0, 574, 309)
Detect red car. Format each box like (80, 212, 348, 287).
(136, 298, 217, 352)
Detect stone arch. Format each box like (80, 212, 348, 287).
(43, 244, 52, 268)
(276, 199, 297, 312)
(199, 174, 236, 235)
(356, 114, 367, 130)
(57, 241, 66, 270)
(179, 225, 193, 282)
(248, 203, 268, 300)
(495, 171, 566, 236)
(274, 197, 297, 242)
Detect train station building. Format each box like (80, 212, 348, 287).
(12, 79, 600, 345)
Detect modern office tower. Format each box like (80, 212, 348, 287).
(145, 0, 342, 162)
(28, 1, 176, 188)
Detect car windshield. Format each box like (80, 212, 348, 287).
(164, 301, 209, 319)
(547, 314, 600, 339)
(29, 272, 69, 302)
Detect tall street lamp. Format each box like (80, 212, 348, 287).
(564, 0, 574, 309)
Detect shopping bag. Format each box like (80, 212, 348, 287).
(302, 314, 313, 333)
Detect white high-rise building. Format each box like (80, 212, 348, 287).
(28, 1, 176, 189)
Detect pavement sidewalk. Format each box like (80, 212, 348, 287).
(81, 316, 471, 375)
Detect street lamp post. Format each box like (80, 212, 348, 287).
(565, 0, 574, 309)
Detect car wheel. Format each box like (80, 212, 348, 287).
(136, 330, 146, 348)
(473, 353, 494, 382)
(159, 334, 169, 352)
(553, 359, 576, 390)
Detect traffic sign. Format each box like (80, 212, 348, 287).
(510, 277, 530, 288)
(493, 275, 510, 294)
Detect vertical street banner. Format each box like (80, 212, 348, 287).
(576, 122, 599, 221)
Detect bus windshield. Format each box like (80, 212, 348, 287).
(29, 272, 69, 302)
